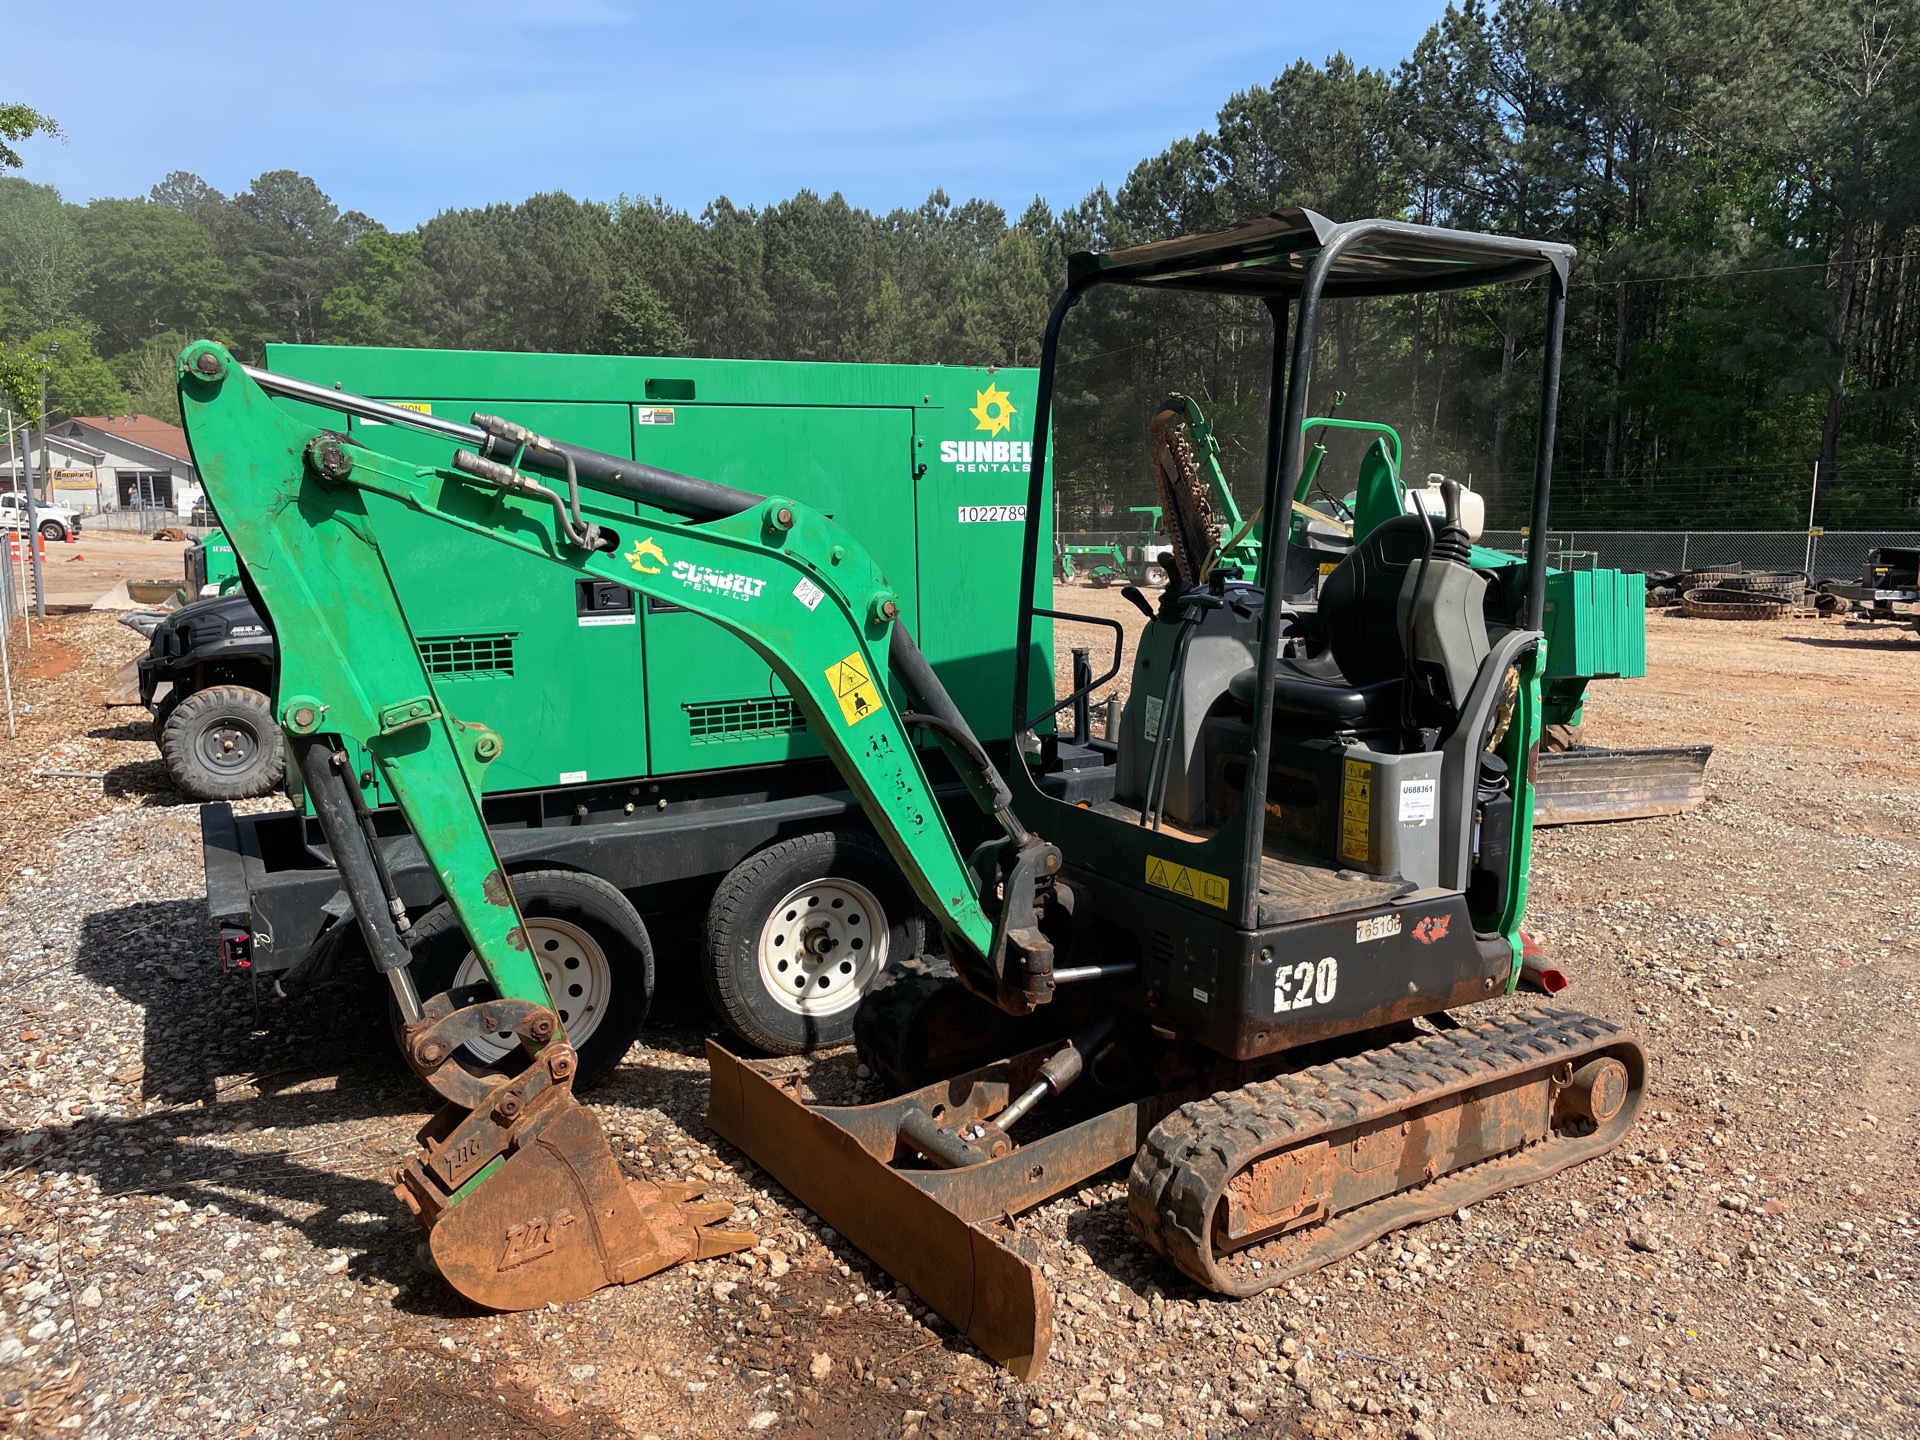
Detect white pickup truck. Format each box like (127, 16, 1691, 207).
(0, 491, 82, 541)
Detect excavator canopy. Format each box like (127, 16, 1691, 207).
(1068, 207, 1574, 299)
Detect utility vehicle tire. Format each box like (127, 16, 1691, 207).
(159, 684, 284, 800)
(37, 518, 65, 542)
(1541, 722, 1581, 753)
(704, 830, 923, 1055)
(395, 870, 652, 1091)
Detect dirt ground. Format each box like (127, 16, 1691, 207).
(5, 529, 197, 611)
(0, 595, 1916, 1439)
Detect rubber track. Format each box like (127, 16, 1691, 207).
(1128, 1007, 1639, 1296)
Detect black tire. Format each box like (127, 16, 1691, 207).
(159, 684, 285, 800)
(704, 830, 924, 1055)
(394, 869, 653, 1090)
(37, 519, 64, 542)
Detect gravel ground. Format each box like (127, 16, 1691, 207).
(0, 604, 1916, 1438)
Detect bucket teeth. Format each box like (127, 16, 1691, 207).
(420, 1097, 758, 1310)
(649, 1179, 712, 1203)
(681, 1223, 758, 1261)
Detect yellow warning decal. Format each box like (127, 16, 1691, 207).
(1145, 855, 1230, 910)
(390, 401, 432, 415)
(825, 651, 883, 727)
(1340, 758, 1372, 865)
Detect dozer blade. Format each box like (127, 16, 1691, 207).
(420, 1100, 755, 1311)
(705, 1039, 1160, 1381)
(1534, 744, 1712, 826)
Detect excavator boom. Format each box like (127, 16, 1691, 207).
(174, 342, 1041, 1309)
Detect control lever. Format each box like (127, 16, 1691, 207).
(1119, 585, 1155, 621)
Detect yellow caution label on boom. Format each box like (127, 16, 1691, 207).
(825, 651, 883, 726)
(1145, 855, 1230, 910)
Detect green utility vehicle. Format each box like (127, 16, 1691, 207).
(197, 347, 1108, 1066)
(1057, 508, 1168, 586)
(175, 208, 1647, 1376)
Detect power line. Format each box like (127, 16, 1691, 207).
(1574, 249, 1920, 289)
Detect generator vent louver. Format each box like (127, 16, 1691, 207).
(419, 633, 516, 677)
(1149, 931, 1177, 967)
(685, 696, 806, 743)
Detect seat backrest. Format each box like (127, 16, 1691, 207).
(1319, 513, 1431, 686)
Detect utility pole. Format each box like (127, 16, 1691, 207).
(37, 340, 56, 504)
(1804, 458, 1821, 578)
(3, 410, 26, 650)
(21, 416, 45, 618)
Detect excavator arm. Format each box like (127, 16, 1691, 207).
(174, 341, 1051, 1308)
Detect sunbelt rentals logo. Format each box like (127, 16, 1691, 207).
(940, 381, 1032, 473)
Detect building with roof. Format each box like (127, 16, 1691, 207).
(0, 415, 203, 517)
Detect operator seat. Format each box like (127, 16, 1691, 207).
(1226, 513, 1433, 728)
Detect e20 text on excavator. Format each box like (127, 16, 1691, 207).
(176, 209, 1646, 1380)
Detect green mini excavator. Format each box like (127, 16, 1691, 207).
(177, 210, 1645, 1380)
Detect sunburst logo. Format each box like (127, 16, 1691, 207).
(625, 536, 666, 574)
(970, 383, 1016, 436)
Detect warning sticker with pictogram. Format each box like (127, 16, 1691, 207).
(824, 651, 883, 727)
(1339, 758, 1372, 864)
(1144, 855, 1230, 910)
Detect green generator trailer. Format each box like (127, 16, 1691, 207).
(198, 346, 1111, 1069)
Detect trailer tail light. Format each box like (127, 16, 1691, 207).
(218, 926, 253, 972)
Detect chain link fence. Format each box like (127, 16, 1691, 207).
(82, 508, 213, 535)
(1059, 527, 1920, 581)
(1477, 530, 1920, 581)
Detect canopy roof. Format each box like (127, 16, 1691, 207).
(1068, 209, 1573, 299)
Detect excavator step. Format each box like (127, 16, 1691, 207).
(1129, 1007, 1644, 1296)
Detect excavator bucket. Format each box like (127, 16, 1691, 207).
(417, 1101, 755, 1310)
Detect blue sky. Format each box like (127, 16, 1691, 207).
(11, 1, 1442, 226)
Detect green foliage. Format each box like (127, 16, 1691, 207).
(0, 179, 87, 333)
(110, 332, 190, 427)
(0, 343, 33, 423)
(27, 329, 128, 422)
(8, 3, 1920, 527)
(600, 278, 689, 356)
(0, 104, 60, 173)
(76, 199, 235, 352)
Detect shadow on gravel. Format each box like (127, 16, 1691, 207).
(7, 896, 762, 1320)
(86, 718, 153, 743)
(99, 757, 191, 805)
(0, 897, 485, 1309)
(1779, 631, 1920, 650)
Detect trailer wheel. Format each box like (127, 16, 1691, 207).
(704, 830, 923, 1055)
(395, 870, 652, 1090)
(159, 684, 285, 800)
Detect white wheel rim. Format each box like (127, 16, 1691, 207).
(452, 915, 610, 1064)
(755, 876, 889, 1017)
